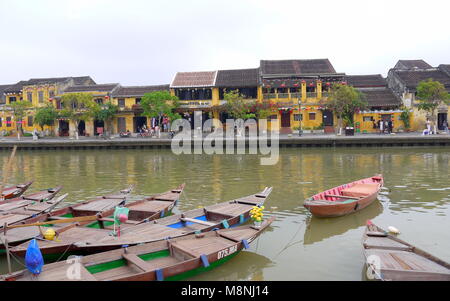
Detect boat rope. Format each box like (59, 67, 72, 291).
(271, 218, 306, 260)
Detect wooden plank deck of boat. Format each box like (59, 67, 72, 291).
(0, 226, 40, 244)
(234, 195, 267, 205)
(13, 227, 112, 252)
(207, 203, 257, 216)
(171, 236, 235, 257)
(364, 235, 413, 251)
(128, 201, 172, 213)
(365, 248, 450, 275)
(72, 198, 125, 214)
(0, 200, 31, 212)
(17, 264, 97, 281)
(96, 224, 188, 245)
(218, 227, 257, 242)
(0, 213, 32, 225)
(93, 256, 180, 281)
(23, 191, 56, 201)
(152, 192, 180, 201)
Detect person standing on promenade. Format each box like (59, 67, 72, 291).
(443, 119, 449, 134)
(388, 119, 393, 134)
(426, 119, 432, 135)
(379, 119, 384, 134)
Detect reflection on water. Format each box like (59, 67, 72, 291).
(304, 201, 384, 245)
(0, 147, 449, 280)
(190, 251, 274, 281)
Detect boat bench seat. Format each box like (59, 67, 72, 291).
(341, 183, 379, 198)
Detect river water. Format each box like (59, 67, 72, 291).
(1, 147, 449, 280)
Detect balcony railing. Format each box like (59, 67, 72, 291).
(306, 92, 317, 98)
(321, 92, 330, 98)
(290, 93, 301, 99)
(277, 93, 289, 99)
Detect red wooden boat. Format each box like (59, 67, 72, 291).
(304, 175, 383, 218)
(1, 182, 33, 200)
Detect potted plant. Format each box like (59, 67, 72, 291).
(250, 205, 264, 228)
(343, 116, 355, 136)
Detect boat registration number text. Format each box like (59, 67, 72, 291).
(217, 245, 238, 259)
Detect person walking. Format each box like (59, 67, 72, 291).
(388, 119, 393, 134)
(426, 119, 432, 135)
(443, 119, 449, 134)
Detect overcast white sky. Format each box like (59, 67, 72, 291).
(1, 0, 449, 86)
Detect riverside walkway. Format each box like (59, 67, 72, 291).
(0, 132, 449, 150)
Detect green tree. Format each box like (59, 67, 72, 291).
(10, 100, 32, 140)
(400, 107, 411, 130)
(93, 102, 118, 137)
(34, 104, 58, 133)
(416, 79, 449, 133)
(140, 91, 181, 122)
(224, 90, 254, 120)
(326, 84, 367, 135)
(59, 92, 98, 139)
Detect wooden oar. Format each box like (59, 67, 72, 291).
(5, 215, 99, 229)
(42, 193, 69, 213)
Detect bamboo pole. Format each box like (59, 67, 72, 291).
(0, 236, 12, 274)
(5, 215, 99, 229)
(0, 146, 17, 201)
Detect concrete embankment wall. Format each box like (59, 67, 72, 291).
(0, 136, 449, 151)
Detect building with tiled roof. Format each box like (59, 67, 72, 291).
(111, 85, 170, 98)
(170, 71, 217, 88)
(260, 59, 336, 76)
(0, 84, 12, 104)
(438, 64, 450, 77)
(393, 60, 433, 70)
(346, 74, 387, 88)
(388, 69, 450, 96)
(64, 83, 120, 94)
(215, 68, 259, 88)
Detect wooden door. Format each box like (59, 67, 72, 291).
(322, 110, 334, 126)
(281, 111, 291, 128)
(117, 117, 126, 133)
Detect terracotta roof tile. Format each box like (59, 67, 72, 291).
(171, 71, 217, 88)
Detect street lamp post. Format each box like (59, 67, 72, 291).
(298, 99, 302, 136)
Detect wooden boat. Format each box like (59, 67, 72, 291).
(1, 182, 33, 200)
(0, 186, 137, 248)
(11, 187, 272, 257)
(2, 217, 275, 281)
(0, 186, 63, 230)
(303, 175, 383, 218)
(0, 193, 68, 250)
(363, 221, 450, 281)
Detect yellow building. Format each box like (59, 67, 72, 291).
(56, 83, 120, 136)
(387, 60, 450, 132)
(0, 76, 95, 135)
(110, 85, 170, 133)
